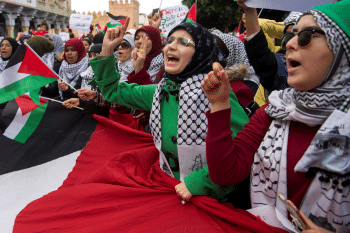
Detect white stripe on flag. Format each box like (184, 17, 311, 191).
(3, 107, 30, 140)
(0, 151, 81, 233)
(0, 62, 27, 89)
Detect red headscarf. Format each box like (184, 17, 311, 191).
(134, 26, 162, 70)
(64, 38, 87, 64)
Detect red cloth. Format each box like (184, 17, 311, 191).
(108, 109, 144, 132)
(14, 115, 286, 233)
(33, 30, 48, 36)
(127, 67, 154, 85)
(206, 104, 318, 209)
(230, 80, 254, 107)
(64, 38, 87, 63)
(134, 26, 162, 70)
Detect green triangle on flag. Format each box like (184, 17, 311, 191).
(186, 3, 197, 23)
(0, 44, 60, 104)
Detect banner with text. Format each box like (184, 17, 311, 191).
(241, 0, 339, 12)
(160, 5, 189, 37)
(59, 32, 70, 42)
(69, 14, 93, 32)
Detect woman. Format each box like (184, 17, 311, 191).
(58, 38, 89, 100)
(43, 33, 65, 73)
(202, 1, 350, 232)
(126, 25, 164, 82)
(82, 38, 91, 54)
(117, 34, 135, 82)
(0, 37, 19, 75)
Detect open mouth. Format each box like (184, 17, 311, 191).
(167, 55, 179, 64)
(288, 59, 301, 68)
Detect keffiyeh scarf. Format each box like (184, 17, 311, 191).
(118, 58, 134, 83)
(0, 56, 9, 74)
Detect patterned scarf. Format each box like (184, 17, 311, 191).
(0, 56, 9, 74)
(210, 29, 260, 86)
(118, 57, 134, 82)
(80, 65, 96, 90)
(150, 23, 219, 180)
(147, 53, 164, 82)
(251, 10, 350, 230)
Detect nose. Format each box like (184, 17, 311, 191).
(285, 33, 298, 51)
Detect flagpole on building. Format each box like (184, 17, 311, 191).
(39, 96, 84, 110)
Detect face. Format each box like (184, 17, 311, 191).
(40, 25, 47, 32)
(285, 15, 335, 91)
(118, 40, 132, 62)
(163, 29, 195, 75)
(65, 46, 79, 64)
(89, 52, 96, 60)
(0, 40, 13, 59)
(82, 40, 90, 53)
(135, 31, 152, 54)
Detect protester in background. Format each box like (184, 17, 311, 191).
(43, 33, 65, 73)
(31, 22, 49, 36)
(58, 38, 88, 100)
(82, 38, 92, 54)
(203, 0, 350, 232)
(0, 37, 19, 75)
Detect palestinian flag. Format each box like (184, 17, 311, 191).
(0, 101, 98, 232)
(185, 2, 197, 23)
(104, 13, 127, 32)
(0, 44, 60, 104)
(3, 92, 49, 143)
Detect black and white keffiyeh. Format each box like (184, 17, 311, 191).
(59, 56, 89, 97)
(42, 52, 55, 69)
(149, 23, 218, 180)
(80, 66, 95, 90)
(0, 56, 9, 75)
(251, 10, 350, 232)
(118, 58, 134, 82)
(42, 34, 64, 69)
(147, 53, 164, 82)
(150, 75, 210, 180)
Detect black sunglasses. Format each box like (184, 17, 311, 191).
(281, 27, 325, 50)
(118, 41, 131, 49)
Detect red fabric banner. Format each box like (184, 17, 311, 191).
(14, 115, 286, 233)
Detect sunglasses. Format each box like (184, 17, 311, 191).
(118, 41, 131, 49)
(281, 27, 325, 50)
(164, 36, 195, 47)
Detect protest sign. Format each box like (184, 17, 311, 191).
(241, 0, 339, 12)
(59, 32, 70, 42)
(69, 14, 93, 32)
(159, 5, 189, 37)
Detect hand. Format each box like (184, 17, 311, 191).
(100, 17, 130, 57)
(58, 81, 69, 91)
(147, 13, 153, 26)
(201, 62, 231, 113)
(300, 210, 335, 233)
(131, 36, 150, 73)
(133, 112, 145, 119)
(62, 98, 80, 109)
(75, 89, 97, 101)
(175, 182, 192, 201)
(152, 12, 163, 29)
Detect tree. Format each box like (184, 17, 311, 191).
(182, 0, 243, 32)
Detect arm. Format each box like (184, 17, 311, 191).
(127, 67, 153, 85)
(89, 55, 156, 111)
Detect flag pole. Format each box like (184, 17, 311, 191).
(258, 8, 264, 17)
(158, 0, 163, 11)
(39, 96, 84, 110)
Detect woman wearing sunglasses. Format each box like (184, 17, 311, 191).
(203, 0, 350, 232)
(117, 34, 135, 82)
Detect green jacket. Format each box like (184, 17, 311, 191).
(89, 55, 249, 199)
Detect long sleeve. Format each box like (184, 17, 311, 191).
(89, 55, 156, 111)
(127, 67, 153, 85)
(258, 18, 285, 53)
(206, 103, 271, 186)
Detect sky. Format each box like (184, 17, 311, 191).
(71, 0, 183, 15)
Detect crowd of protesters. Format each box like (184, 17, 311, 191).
(2, 0, 350, 232)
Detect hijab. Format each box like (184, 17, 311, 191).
(93, 33, 104, 45)
(0, 38, 19, 73)
(134, 26, 163, 71)
(45, 33, 64, 55)
(164, 23, 220, 83)
(63, 38, 87, 64)
(118, 35, 135, 82)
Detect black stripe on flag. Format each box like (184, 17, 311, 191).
(0, 100, 98, 175)
(5, 45, 26, 70)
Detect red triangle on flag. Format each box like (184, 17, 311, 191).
(187, 3, 197, 23)
(118, 18, 127, 26)
(17, 46, 60, 80)
(15, 94, 49, 115)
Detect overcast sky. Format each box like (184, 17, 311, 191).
(71, 0, 183, 15)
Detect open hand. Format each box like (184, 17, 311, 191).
(201, 62, 231, 113)
(100, 17, 130, 57)
(131, 36, 150, 73)
(62, 98, 80, 109)
(75, 89, 97, 101)
(175, 182, 192, 201)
